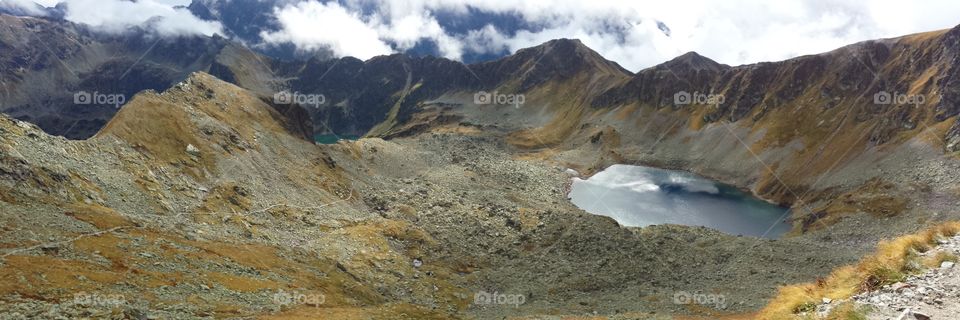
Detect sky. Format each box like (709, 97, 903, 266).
(11, 0, 960, 71)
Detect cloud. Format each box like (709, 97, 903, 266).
(260, 1, 466, 60)
(1, 0, 50, 15)
(13, 0, 222, 37)
(12, 0, 960, 69)
(260, 0, 960, 70)
(374, 11, 464, 59)
(260, 1, 392, 60)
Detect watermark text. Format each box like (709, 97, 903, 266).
(673, 291, 726, 309)
(474, 290, 525, 307)
(74, 91, 126, 109)
(274, 91, 327, 108)
(474, 91, 525, 108)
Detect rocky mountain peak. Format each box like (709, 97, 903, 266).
(96, 71, 313, 172)
(656, 51, 727, 73)
(470, 38, 631, 93)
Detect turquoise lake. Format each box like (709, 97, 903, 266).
(569, 164, 792, 238)
(314, 134, 360, 144)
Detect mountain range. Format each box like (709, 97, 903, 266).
(2, 7, 960, 320)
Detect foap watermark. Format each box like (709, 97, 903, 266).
(474, 91, 525, 108)
(873, 91, 925, 107)
(74, 91, 126, 109)
(674, 91, 724, 106)
(473, 290, 525, 307)
(274, 90, 327, 108)
(72, 291, 126, 307)
(273, 289, 325, 308)
(673, 291, 726, 309)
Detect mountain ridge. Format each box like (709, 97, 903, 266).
(4, 11, 960, 233)
(4, 19, 960, 319)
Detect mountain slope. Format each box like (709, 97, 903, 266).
(5, 10, 960, 236)
(0, 72, 861, 319)
(0, 72, 461, 318)
(0, 14, 634, 142)
(0, 14, 242, 138)
(466, 27, 960, 236)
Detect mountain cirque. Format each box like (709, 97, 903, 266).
(1, 12, 960, 320)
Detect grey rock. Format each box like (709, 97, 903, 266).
(941, 261, 955, 270)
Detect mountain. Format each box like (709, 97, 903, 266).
(0, 71, 857, 319)
(0, 14, 634, 140)
(566, 26, 960, 225)
(4, 11, 960, 319)
(0, 14, 244, 138)
(0, 0, 62, 17)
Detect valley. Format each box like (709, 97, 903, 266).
(1, 9, 960, 320)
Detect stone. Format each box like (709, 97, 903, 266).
(940, 261, 955, 270)
(891, 282, 909, 291)
(896, 309, 931, 320)
(186, 144, 201, 157)
(123, 308, 149, 320)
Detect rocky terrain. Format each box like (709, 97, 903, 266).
(2, 8, 960, 320)
(0, 72, 866, 319)
(807, 233, 960, 320)
(858, 238, 959, 320)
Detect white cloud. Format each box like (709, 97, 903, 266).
(11, 0, 221, 36)
(2, 0, 49, 15)
(260, 0, 960, 71)
(32, 0, 191, 6)
(13, 0, 960, 70)
(260, 1, 393, 60)
(375, 11, 463, 59)
(260, 1, 466, 60)
(63, 0, 222, 36)
(27, 0, 57, 7)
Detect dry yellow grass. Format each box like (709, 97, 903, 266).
(823, 301, 868, 320)
(922, 250, 958, 269)
(758, 221, 960, 319)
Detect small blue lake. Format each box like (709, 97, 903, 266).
(569, 164, 792, 238)
(314, 134, 360, 144)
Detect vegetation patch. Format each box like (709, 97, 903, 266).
(758, 221, 960, 319)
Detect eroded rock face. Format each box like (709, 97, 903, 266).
(0, 15, 238, 139)
(598, 26, 960, 135)
(2, 11, 634, 141)
(6, 10, 960, 151)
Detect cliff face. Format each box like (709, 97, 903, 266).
(346, 27, 960, 236)
(568, 27, 960, 208)
(0, 14, 238, 139)
(596, 27, 960, 137)
(0, 13, 638, 141)
(249, 38, 633, 138)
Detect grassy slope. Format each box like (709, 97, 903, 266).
(758, 221, 960, 319)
